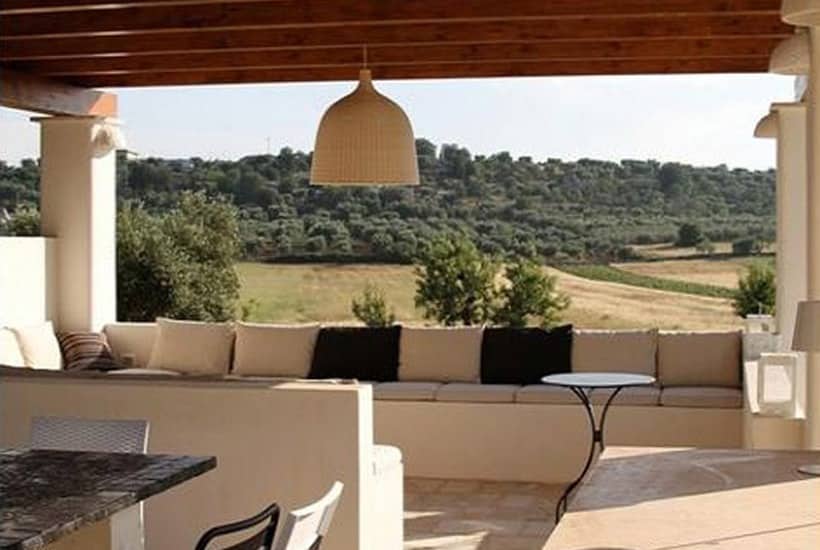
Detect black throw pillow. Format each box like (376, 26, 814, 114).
(309, 326, 401, 382)
(481, 325, 573, 385)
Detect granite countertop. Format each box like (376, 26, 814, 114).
(0, 448, 216, 549)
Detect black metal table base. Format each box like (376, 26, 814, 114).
(554, 386, 623, 522)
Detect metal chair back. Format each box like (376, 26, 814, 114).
(273, 482, 344, 550)
(194, 503, 280, 550)
(30, 416, 149, 453)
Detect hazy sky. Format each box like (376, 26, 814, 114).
(0, 73, 796, 169)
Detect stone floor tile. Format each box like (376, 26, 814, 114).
(405, 477, 559, 550)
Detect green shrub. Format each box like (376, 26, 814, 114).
(732, 238, 763, 256)
(117, 192, 241, 322)
(733, 262, 775, 317)
(492, 258, 569, 328)
(352, 284, 396, 327)
(414, 234, 497, 326)
(676, 222, 703, 247)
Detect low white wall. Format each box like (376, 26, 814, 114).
(375, 401, 743, 483)
(0, 237, 57, 327)
(0, 374, 375, 550)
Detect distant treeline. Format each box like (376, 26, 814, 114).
(0, 138, 775, 263)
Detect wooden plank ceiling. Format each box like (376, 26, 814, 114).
(0, 0, 791, 88)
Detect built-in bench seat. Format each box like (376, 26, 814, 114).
(0, 319, 764, 483)
(371, 382, 740, 408)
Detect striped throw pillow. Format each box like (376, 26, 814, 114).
(56, 332, 123, 372)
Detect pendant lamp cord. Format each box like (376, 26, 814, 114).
(362, 44, 368, 69)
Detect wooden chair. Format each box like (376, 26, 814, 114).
(273, 482, 344, 550)
(194, 503, 280, 550)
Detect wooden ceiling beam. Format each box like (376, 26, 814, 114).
(0, 68, 116, 116)
(13, 38, 781, 77)
(0, 14, 790, 61)
(2, 0, 783, 39)
(66, 57, 769, 88)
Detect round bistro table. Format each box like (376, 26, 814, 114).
(541, 372, 656, 521)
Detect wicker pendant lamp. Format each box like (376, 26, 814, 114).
(310, 50, 419, 186)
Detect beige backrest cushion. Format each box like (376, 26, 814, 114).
(572, 329, 658, 377)
(0, 328, 26, 367)
(399, 326, 483, 382)
(147, 318, 234, 375)
(233, 322, 320, 377)
(103, 323, 157, 368)
(658, 331, 742, 388)
(10, 321, 62, 370)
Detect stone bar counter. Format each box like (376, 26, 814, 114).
(0, 449, 216, 549)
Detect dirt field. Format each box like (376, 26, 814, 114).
(238, 262, 742, 330)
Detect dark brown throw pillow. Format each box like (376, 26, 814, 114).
(481, 325, 573, 385)
(56, 332, 123, 372)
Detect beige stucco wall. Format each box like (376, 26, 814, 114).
(0, 237, 57, 327)
(0, 375, 375, 550)
(374, 400, 743, 483)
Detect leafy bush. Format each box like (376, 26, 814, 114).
(351, 284, 396, 327)
(732, 238, 763, 256)
(733, 262, 775, 317)
(117, 192, 241, 322)
(492, 258, 569, 328)
(676, 222, 703, 247)
(414, 234, 497, 326)
(0, 204, 40, 236)
(695, 239, 716, 256)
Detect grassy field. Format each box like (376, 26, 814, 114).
(238, 262, 743, 330)
(615, 256, 773, 290)
(559, 264, 734, 299)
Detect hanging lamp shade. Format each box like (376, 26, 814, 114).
(310, 69, 419, 186)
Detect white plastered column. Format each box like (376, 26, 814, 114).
(34, 116, 121, 331)
(765, 104, 809, 342)
(783, 0, 820, 448)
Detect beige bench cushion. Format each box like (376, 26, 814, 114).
(399, 326, 483, 382)
(572, 329, 657, 377)
(232, 322, 319, 377)
(515, 385, 578, 405)
(516, 384, 660, 406)
(435, 383, 518, 403)
(147, 318, 234, 375)
(661, 386, 743, 409)
(0, 328, 25, 367)
(374, 382, 442, 401)
(658, 331, 741, 387)
(588, 386, 661, 406)
(10, 321, 62, 370)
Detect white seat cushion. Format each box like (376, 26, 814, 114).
(515, 385, 578, 404)
(435, 383, 518, 403)
(399, 326, 483, 382)
(661, 386, 743, 409)
(0, 328, 26, 367)
(10, 321, 62, 370)
(232, 322, 319, 377)
(374, 382, 442, 401)
(572, 329, 658, 377)
(147, 318, 234, 375)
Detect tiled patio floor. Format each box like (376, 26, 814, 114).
(404, 478, 563, 550)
